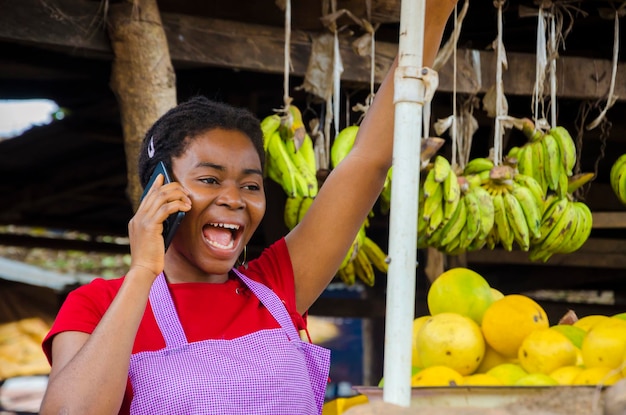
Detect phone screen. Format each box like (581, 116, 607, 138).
(140, 161, 186, 251)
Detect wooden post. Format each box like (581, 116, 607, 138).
(107, 0, 177, 210)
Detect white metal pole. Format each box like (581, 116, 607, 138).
(382, 0, 426, 407)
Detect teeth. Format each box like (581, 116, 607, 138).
(207, 240, 234, 250)
(210, 223, 240, 230)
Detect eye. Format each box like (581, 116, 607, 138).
(243, 183, 261, 191)
(200, 177, 218, 185)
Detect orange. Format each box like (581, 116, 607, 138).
(573, 315, 610, 332)
(427, 267, 494, 325)
(581, 317, 626, 369)
(550, 365, 584, 385)
(475, 343, 510, 374)
(411, 365, 464, 387)
(518, 328, 577, 374)
(416, 312, 485, 376)
(463, 373, 503, 386)
(573, 366, 622, 386)
(481, 294, 549, 358)
(411, 315, 430, 368)
(487, 363, 527, 385)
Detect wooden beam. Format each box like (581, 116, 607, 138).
(2, 0, 626, 101)
(466, 237, 626, 268)
(591, 212, 626, 229)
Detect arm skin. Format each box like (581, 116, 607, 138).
(287, 0, 459, 314)
(39, 176, 192, 415)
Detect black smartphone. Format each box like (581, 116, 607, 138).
(140, 161, 186, 251)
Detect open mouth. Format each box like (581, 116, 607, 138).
(202, 222, 241, 250)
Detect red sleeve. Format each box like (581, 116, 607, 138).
(239, 237, 307, 332)
(42, 278, 123, 363)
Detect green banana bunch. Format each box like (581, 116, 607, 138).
(265, 130, 311, 197)
(283, 195, 314, 230)
(479, 165, 544, 252)
(528, 195, 593, 262)
(511, 119, 577, 198)
(331, 125, 359, 168)
(610, 154, 626, 205)
(261, 108, 319, 198)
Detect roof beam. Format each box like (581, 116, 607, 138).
(1, 0, 625, 101)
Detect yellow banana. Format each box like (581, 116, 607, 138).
(463, 190, 482, 244)
(353, 247, 375, 287)
(610, 154, 626, 197)
(422, 168, 441, 198)
(464, 157, 495, 176)
(433, 155, 452, 183)
(559, 202, 592, 254)
(514, 173, 544, 205)
(439, 197, 467, 247)
(283, 195, 304, 230)
(536, 200, 576, 254)
(297, 196, 314, 224)
(493, 193, 514, 251)
(423, 184, 443, 221)
(568, 172, 595, 195)
(427, 203, 445, 235)
(532, 197, 570, 253)
(261, 114, 282, 151)
(337, 260, 356, 285)
(503, 191, 530, 251)
(266, 131, 309, 197)
(616, 162, 626, 205)
(331, 125, 359, 168)
(549, 126, 577, 176)
(300, 133, 318, 176)
(471, 185, 495, 241)
(530, 140, 548, 193)
(362, 236, 389, 273)
(284, 136, 319, 197)
(511, 183, 542, 240)
(541, 133, 562, 191)
(516, 145, 535, 180)
(443, 171, 461, 220)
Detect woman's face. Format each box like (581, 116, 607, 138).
(168, 128, 266, 277)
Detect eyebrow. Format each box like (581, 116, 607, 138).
(195, 161, 263, 177)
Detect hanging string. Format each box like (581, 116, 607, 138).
(450, 3, 459, 169)
(493, 0, 507, 166)
(549, 9, 557, 128)
(282, 0, 292, 112)
(532, 6, 547, 127)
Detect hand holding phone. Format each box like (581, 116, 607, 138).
(140, 161, 186, 251)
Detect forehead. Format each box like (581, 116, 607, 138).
(179, 128, 261, 165)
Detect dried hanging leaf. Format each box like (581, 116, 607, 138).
(434, 115, 454, 136)
(298, 34, 335, 101)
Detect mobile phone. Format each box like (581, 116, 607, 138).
(140, 161, 186, 251)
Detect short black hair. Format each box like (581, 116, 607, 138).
(138, 96, 265, 188)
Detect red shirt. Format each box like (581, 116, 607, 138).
(43, 238, 307, 413)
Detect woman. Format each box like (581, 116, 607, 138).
(40, 1, 457, 413)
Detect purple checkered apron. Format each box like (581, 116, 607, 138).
(128, 269, 330, 414)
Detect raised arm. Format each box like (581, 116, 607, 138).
(287, 0, 459, 314)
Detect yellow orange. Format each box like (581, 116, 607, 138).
(481, 294, 549, 358)
(411, 365, 464, 387)
(416, 313, 485, 376)
(427, 268, 494, 325)
(518, 328, 578, 375)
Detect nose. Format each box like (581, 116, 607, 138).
(216, 183, 245, 209)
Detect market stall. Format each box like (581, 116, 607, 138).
(2, 0, 626, 414)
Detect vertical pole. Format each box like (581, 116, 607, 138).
(382, 0, 426, 407)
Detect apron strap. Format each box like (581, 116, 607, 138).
(232, 268, 301, 342)
(149, 273, 188, 347)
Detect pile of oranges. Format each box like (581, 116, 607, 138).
(397, 267, 626, 387)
